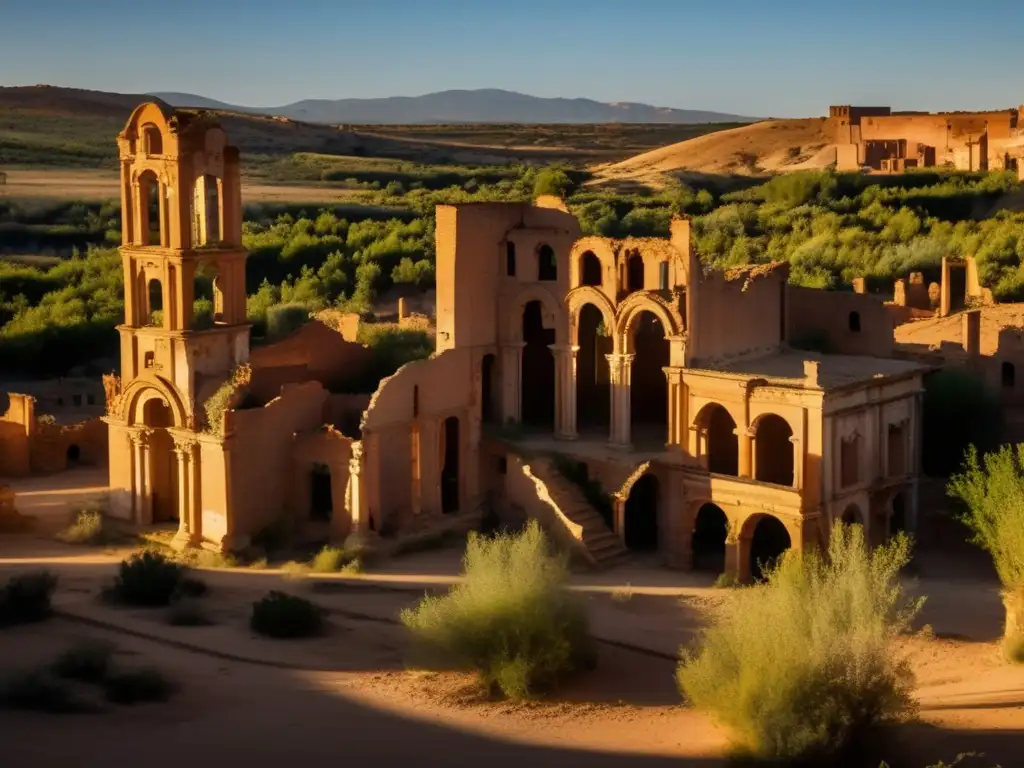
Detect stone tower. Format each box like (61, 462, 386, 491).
(105, 102, 250, 545)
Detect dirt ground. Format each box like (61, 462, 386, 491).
(0, 530, 1022, 768)
(0, 168, 364, 204)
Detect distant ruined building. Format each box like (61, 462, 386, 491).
(828, 105, 1024, 174)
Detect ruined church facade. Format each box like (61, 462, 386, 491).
(101, 103, 926, 582)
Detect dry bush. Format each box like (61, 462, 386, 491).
(56, 508, 106, 545)
(400, 521, 594, 700)
(0, 571, 57, 627)
(677, 524, 921, 762)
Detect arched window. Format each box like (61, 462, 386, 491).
(626, 252, 644, 292)
(537, 244, 557, 281)
(143, 124, 163, 155)
(1002, 361, 1015, 389)
(658, 261, 669, 291)
(147, 278, 163, 326)
(580, 251, 602, 286)
(848, 311, 861, 332)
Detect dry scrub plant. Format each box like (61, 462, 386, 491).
(400, 521, 594, 699)
(948, 445, 1024, 662)
(677, 524, 921, 762)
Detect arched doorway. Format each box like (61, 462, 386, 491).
(629, 311, 669, 445)
(441, 416, 460, 514)
(692, 502, 728, 573)
(142, 398, 178, 523)
(624, 474, 659, 551)
(840, 503, 863, 526)
(576, 304, 611, 433)
(521, 301, 555, 429)
(537, 244, 557, 281)
(748, 514, 791, 582)
(890, 492, 906, 538)
(481, 353, 496, 424)
(66, 444, 81, 465)
(700, 404, 739, 476)
(754, 414, 794, 486)
(580, 251, 602, 286)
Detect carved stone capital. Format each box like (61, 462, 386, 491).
(128, 427, 155, 448)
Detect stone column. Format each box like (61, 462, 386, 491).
(736, 427, 754, 478)
(606, 353, 634, 447)
(171, 436, 199, 550)
(550, 343, 578, 440)
(501, 343, 525, 425)
(344, 442, 375, 550)
(663, 368, 685, 448)
(128, 428, 154, 525)
(788, 434, 803, 489)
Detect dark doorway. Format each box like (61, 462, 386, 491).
(580, 251, 602, 286)
(840, 504, 863, 526)
(749, 515, 791, 581)
(754, 414, 794, 486)
(626, 252, 644, 292)
(66, 444, 81, 465)
(310, 464, 333, 521)
(576, 304, 610, 432)
(521, 301, 555, 428)
(692, 503, 728, 573)
(537, 244, 557, 281)
(441, 416, 460, 514)
(624, 474, 659, 551)
(481, 354, 496, 424)
(630, 311, 669, 437)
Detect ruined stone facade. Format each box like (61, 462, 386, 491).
(24, 103, 926, 584)
(829, 105, 1024, 172)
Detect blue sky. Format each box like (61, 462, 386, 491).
(1, 0, 1021, 117)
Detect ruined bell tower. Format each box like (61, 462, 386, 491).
(105, 102, 251, 537)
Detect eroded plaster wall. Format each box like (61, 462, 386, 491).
(224, 381, 329, 543)
(788, 287, 895, 356)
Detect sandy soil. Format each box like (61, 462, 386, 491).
(0, 532, 1021, 768)
(0, 169, 365, 204)
(590, 118, 836, 186)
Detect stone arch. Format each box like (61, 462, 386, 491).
(580, 251, 602, 286)
(507, 286, 565, 344)
(569, 237, 616, 289)
(751, 412, 794, 486)
(123, 102, 175, 141)
(575, 302, 612, 432)
(691, 501, 729, 573)
(120, 377, 188, 430)
(616, 292, 682, 354)
(567, 286, 616, 350)
(693, 402, 739, 476)
(742, 512, 792, 582)
(1002, 360, 1015, 389)
(137, 169, 163, 247)
(625, 250, 645, 292)
(537, 243, 557, 282)
(840, 503, 863, 526)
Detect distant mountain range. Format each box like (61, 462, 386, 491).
(149, 88, 755, 125)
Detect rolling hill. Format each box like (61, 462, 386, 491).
(591, 118, 838, 185)
(149, 88, 755, 125)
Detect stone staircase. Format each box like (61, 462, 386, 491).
(518, 456, 630, 569)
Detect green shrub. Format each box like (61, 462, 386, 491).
(677, 524, 921, 762)
(56, 509, 106, 545)
(0, 571, 57, 627)
(250, 591, 326, 639)
(3, 671, 82, 713)
(948, 445, 1024, 591)
(400, 521, 594, 699)
(51, 641, 114, 683)
(948, 444, 1024, 657)
(309, 544, 364, 573)
(103, 668, 175, 704)
(106, 551, 184, 607)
